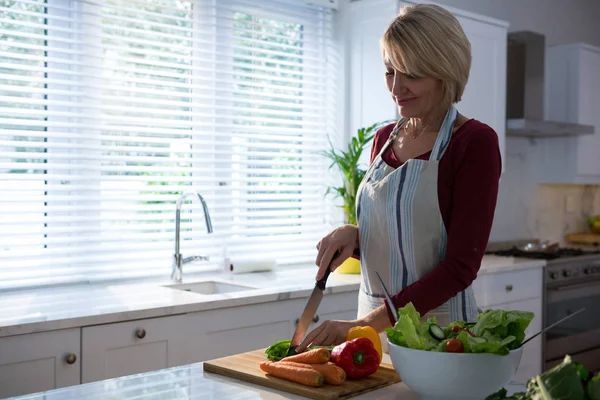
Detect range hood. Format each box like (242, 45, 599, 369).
(506, 31, 594, 137)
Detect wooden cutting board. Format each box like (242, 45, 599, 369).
(566, 232, 600, 245)
(203, 348, 402, 400)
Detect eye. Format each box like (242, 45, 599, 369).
(385, 69, 394, 77)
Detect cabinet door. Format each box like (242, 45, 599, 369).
(575, 47, 600, 178)
(0, 329, 80, 398)
(81, 314, 188, 383)
(454, 13, 507, 170)
(480, 297, 543, 385)
(348, 0, 398, 139)
(184, 300, 294, 363)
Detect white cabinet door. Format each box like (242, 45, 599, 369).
(186, 291, 359, 362)
(543, 44, 600, 184)
(0, 329, 80, 398)
(472, 267, 544, 308)
(574, 46, 600, 178)
(81, 314, 188, 383)
(184, 300, 295, 363)
(453, 12, 508, 171)
(348, 0, 398, 139)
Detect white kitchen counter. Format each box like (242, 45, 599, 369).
(0, 256, 545, 338)
(7, 354, 527, 400)
(6, 361, 416, 400)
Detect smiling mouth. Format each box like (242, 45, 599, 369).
(396, 97, 417, 105)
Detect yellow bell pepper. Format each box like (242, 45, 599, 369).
(346, 325, 382, 364)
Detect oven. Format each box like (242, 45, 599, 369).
(487, 245, 600, 373)
(544, 255, 600, 372)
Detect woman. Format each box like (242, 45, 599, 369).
(297, 4, 501, 352)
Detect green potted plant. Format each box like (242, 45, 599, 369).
(321, 120, 393, 274)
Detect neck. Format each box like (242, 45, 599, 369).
(407, 106, 449, 134)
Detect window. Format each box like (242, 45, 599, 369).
(0, 0, 339, 290)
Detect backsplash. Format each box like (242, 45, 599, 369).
(530, 184, 600, 245)
(490, 137, 600, 245)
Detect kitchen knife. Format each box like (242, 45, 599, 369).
(288, 251, 339, 354)
(374, 271, 398, 325)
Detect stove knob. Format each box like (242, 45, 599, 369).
(584, 268, 590, 275)
(550, 272, 558, 280)
(563, 270, 571, 278)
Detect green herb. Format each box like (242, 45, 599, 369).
(264, 340, 335, 361)
(264, 340, 292, 361)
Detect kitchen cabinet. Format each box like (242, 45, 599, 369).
(81, 314, 189, 383)
(81, 290, 359, 383)
(347, 0, 508, 170)
(0, 328, 80, 398)
(540, 44, 600, 184)
(185, 291, 359, 362)
(472, 266, 544, 384)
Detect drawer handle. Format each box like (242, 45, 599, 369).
(135, 328, 146, 339)
(505, 284, 513, 292)
(295, 316, 319, 325)
(65, 353, 77, 365)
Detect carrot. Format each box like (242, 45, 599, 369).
(280, 348, 330, 364)
(281, 361, 346, 385)
(259, 361, 324, 387)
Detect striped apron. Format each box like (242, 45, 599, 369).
(355, 105, 478, 352)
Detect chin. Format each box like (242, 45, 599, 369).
(397, 106, 420, 118)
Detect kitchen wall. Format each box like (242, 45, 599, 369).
(435, 0, 600, 47)
(489, 137, 600, 244)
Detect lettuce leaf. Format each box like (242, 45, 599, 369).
(472, 309, 534, 349)
(386, 303, 439, 350)
(455, 331, 515, 355)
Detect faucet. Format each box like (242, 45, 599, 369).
(172, 191, 213, 283)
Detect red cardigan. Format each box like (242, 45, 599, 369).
(364, 119, 502, 323)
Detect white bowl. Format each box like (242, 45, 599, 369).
(388, 339, 523, 400)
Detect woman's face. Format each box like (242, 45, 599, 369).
(385, 62, 444, 119)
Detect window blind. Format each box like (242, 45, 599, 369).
(0, 0, 339, 290)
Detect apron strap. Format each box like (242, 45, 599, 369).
(429, 105, 458, 161)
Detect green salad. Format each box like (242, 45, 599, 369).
(486, 355, 600, 400)
(385, 302, 534, 355)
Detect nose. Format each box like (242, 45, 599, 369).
(390, 73, 408, 96)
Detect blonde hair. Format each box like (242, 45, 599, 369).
(381, 4, 471, 106)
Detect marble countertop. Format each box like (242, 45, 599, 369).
(8, 360, 417, 400)
(8, 354, 527, 400)
(0, 256, 546, 338)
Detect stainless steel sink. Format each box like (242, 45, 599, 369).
(164, 280, 256, 295)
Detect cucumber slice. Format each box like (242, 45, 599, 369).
(429, 324, 446, 341)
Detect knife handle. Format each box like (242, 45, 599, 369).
(316, 251, 339, 291)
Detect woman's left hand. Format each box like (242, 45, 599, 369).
(296, 319, 359, 352)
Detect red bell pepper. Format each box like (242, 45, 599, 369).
(331, 337, 379, 379)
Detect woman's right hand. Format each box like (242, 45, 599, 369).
(315, 224, 359, 280)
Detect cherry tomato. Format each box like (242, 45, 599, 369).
(451, 325, 462, 333)
(445, 338, 464, 353)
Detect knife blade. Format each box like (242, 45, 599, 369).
(289, 251, 339, 352)
(375, 271, 398, 325)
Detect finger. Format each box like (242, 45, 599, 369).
(320, 330, 336, 346)
(329, 246, 353, 271)
(315, 238, 328, 267)
(296, 324, 325, 352)
(316, 247, 336, 280)
(308, 325, 333, 348)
